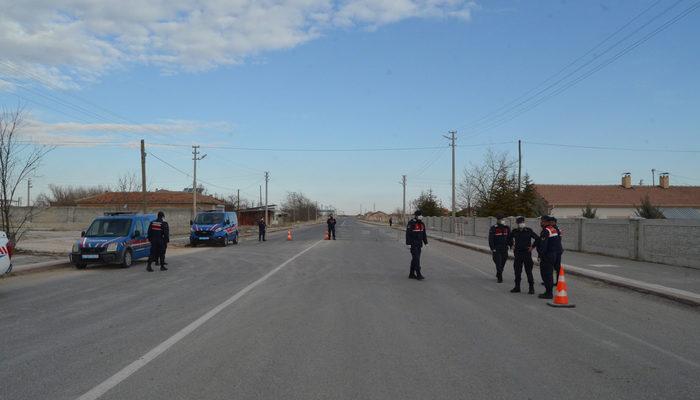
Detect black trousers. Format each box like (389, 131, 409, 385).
(410, 245, 422, 276)
(148, 241, 163, 265)
(539, 256, 555, 294)
(553, 254, 562, 284)
(259, 231, 266, 241)
(513, 251, 534, 286)
(328, 226, 336, 239)
(160, 242, 168, 265)
(492, 249, 508, 275)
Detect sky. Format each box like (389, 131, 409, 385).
(0, 0, 698, 214)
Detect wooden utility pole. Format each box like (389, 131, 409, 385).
(192, 145, 206, 219)
(264, 172, 269, 226)
(401, 175, 406, 225)
(518, 139, 522, 192)
(140, 139, 147, 213)
(443, 131, 457, 219)
(237, 189, 240, 211)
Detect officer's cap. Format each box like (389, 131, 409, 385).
(414, 210, 423, 216)
(157, 211, 165, 219)
(495, 213, 505, 220)
(540, 215, 550, 221)
(516, 216, 525, 223)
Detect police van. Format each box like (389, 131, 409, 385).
(70, 213, 155, 269)
(190, 210, 239, 246)
(0, 231, 14, 276)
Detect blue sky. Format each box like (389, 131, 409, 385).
(0, 0, 698, 213)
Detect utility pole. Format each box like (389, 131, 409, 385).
(26, 178, 32, 207)
(192, 145, 206, 219)
(652, 169, 656, 186)
(237, 189, 240, 211)
(443, 131, 457, 220)
(401, 175, 406, 225)
(518, 139, 522, 192)
(264, 171, 269, 226)
(140, 139, 147, 213)
(259, 185, 262, 207)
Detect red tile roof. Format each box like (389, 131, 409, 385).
(76, 191, 224, 206)
(534, 185, 700, 207)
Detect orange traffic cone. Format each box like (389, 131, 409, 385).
(287, 230, 292, 241)
(324, 231, 330, 240)
(548, 265, 576, 308)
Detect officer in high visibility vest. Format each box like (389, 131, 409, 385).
(406, 210, 428, 280)
(507, 216, 540, 294)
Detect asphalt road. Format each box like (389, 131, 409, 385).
(1, 218, 698, 400)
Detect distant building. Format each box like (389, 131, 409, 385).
(237, 205, 280, 226)
(76, 190, 224, 210)
(535, 173, 700, 219)
(365, 211, 390, 222)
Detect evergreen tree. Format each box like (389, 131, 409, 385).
(581, 203, 597, 218)
(412, 189, 444, 216)
(635, 195, 665, 219)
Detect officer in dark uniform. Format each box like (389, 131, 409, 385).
(147, 211, 166, 272)
(160, 215, 170, 268)
(549, 216, 563, 284)
(488, 214, 510, 283)
(258, 218, 266, 241)
(406, 210, 428, 280)
(537, 216, 563, 299)
(327, 214, 337, 240)
(507, 216, 540, 294)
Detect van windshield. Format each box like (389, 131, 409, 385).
(194, 213, 225, 225)
(85, 219, 132, 237)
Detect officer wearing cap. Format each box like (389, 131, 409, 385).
(488, 213, 510, 283)
(507, 216, 540, 294)
(327, 214, 337, 240)
(406, 210, 428, 280)
(537, 215, 563, 299)
(147, 211, 167, 272)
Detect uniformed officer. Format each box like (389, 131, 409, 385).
(160, 215, 170, 268)
(258, 218, 266, 241)
(549, 216, 563, 284)
(488, 214, 511, 283)
(147, 211, 166, 272)
(327, 214, 337, 240)
(537, 216, 563, 299)
(406, 210, 428, 280)
(507, 216, 540, 294)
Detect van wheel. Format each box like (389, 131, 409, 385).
(232, 235, 238, 245)
(76, 263, 87, 270)
(221, 236, 228, 247)
(121, 249, 133, 268)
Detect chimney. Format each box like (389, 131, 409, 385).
(621, 172, 632, 189)
(659, 172, 670, 189)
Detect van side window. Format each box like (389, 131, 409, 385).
(140, 219, 149, 237)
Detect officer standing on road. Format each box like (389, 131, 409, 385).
(258, 218, 266, 242)
(507, 216, 540, 294)
(537, 216, 563, 299)
(160, 214, 170, 268)
(389, 217, 393, 227)
(549, 216, 564, 284)
(147, 211, 166, 272)
(488, 214, 511, 283)
(406, 210, 428, 280)
(327, 214, 337, 240)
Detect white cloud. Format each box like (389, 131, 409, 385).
(21, 117, 234, 146)
(0, 0, 477, 88)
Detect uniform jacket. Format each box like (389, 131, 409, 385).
(538, 225, 563, 259)
(327, 217, 336, 228)
(488, 223, 511, 251)
(508, 227, 539, 253)
(147, 218, 165, 243)
(406, 218, 428, 247)
(258, 220, 266, 232)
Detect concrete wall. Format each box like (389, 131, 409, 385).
(9, 206, 245, 235)
(422, 216, 700, 269)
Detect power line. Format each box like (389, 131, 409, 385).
(524, 141, 700, 153)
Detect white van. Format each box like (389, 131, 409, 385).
(0, 231, 13, 276)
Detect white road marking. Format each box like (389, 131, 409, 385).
(76, 240, 323, 400)
(588, 264, 620, 268)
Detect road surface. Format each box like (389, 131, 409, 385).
(1, 218, 698, 399)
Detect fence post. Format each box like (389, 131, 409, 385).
(576, 218, 583, 252)
(630, 219, 640, 260)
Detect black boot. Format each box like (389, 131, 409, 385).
(497, 272, 503, 283)
(416, 274, 425, 281)
(510, 286, 520, 293)
(408, 273, 417, 279)
(160, 265, 168, 271)
(528, 284, 535, 294)
(538, 292, 553, 299)
(146, 263, 154, 272)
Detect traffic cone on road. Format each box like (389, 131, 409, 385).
(548, 265, 576, 308)
(324, 231, 330, 240)
(287, 230, 292, 241)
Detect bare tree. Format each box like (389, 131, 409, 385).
(43, 184, 110, 206)
(0, 106, 53, 241)
(459, 149, 515, 211)
(116, 171, 141, 192)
